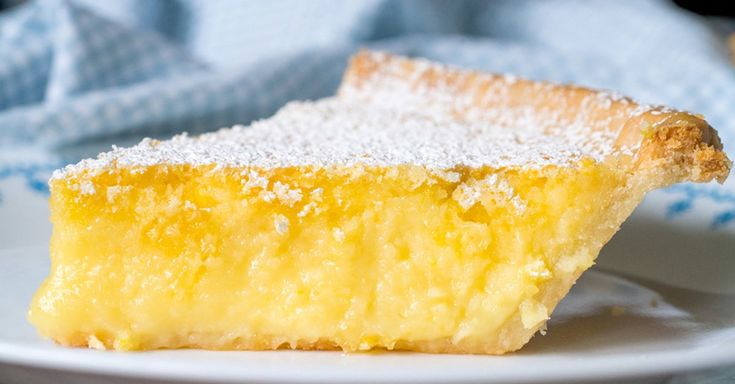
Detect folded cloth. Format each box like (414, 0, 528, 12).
(0, 0, 733, 229)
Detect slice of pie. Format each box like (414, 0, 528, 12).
(29, 51, 730, 354)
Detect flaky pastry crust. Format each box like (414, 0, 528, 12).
(342, 51, 730, 185)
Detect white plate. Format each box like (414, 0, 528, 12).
(1, 167, 735, 384)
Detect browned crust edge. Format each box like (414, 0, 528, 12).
(341, 50, 731, 185)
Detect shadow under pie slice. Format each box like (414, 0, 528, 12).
(29, 51, 731, 354)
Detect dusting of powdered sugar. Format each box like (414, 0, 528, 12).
(54, 98, 614, 178)
(53, 52, 652, 180)
(452, 174, 527, 213)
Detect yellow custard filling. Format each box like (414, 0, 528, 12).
(30, 160, 633, 352)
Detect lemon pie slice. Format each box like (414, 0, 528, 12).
(29, 51, 730, 354)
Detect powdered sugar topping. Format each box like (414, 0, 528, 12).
(54, 52, 656, 179)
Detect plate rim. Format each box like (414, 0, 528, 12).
(2, 341, 735, 383)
